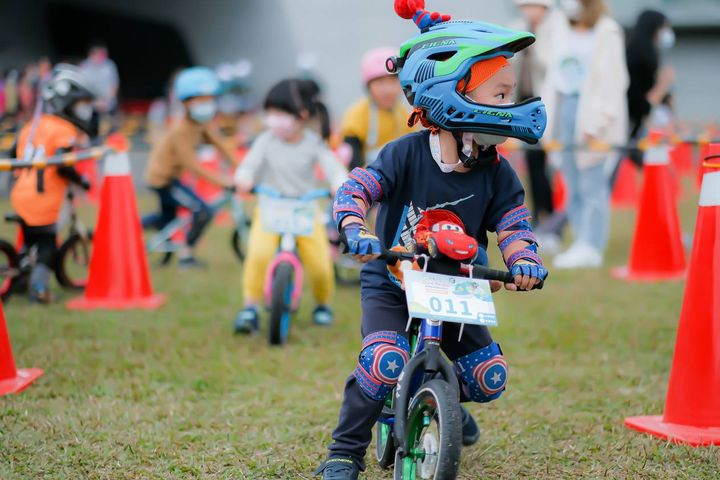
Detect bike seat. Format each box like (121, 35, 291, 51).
(3, 213, 24, 225)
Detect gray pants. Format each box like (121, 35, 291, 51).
(557, 94, 611, 252)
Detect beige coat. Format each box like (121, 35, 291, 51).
(541, 15, 629, 168)
(510, 8, 567, 99)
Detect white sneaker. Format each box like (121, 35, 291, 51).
(553, 243, 603, 269)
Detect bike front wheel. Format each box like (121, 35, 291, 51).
(231, 228, 247, 263)
(393, 379, 462, 480)
(55, 232, 93, 289)
(376, 413, 396, 469)
(268, 262, 294, 346)
(0, 239, 20, 301)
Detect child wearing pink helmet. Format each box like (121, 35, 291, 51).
(339, 47, 415, 170)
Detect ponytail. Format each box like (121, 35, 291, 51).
(298, 79, 330, 140)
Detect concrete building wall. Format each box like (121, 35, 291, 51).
(1, 0, 718, 124)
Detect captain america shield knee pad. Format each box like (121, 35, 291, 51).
(454, 342, 507, 403)
(353, 331, 410, 401)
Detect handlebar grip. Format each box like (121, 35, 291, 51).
(473, 265, 545, 290)
(471, 265, 514, 284)
(379, 249, 415, 264)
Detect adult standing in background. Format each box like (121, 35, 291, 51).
(542, 0, 628, 269)
(513, 0, 566, 254)
(80, 43, 119, 121)
(17, 63, 39, 123)
(625, 10, 675, 168)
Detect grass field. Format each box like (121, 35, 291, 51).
(1, 177, 718, 479)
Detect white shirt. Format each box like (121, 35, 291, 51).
(554, 28, 597, 95)
(234, 129, 346, 197)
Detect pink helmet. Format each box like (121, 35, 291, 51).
(361, 47, 397, 84)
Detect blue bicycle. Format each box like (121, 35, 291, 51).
(374, 250, 517, 480)
(145, 189, 249, 266)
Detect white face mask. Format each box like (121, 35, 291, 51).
(659, 28, 675, 50)
(561, 0, 582, 20)
(73, 103, 94, 121)
(188, 101, 217, 124)
(428, 132, 462, 173)
(471, 103, 513, 146)
(264, 111, 299, 139)
(473, 132, 508, 146)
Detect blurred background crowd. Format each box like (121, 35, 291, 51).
(0, 0, 718, 271)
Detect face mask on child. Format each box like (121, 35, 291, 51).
(73, 103, 94, 122)
(473, 132, 508, 146)
(429, 132, 463, 173)
(472, 102, 513, 146)
(264, 112, 299, 139)
(658, 28, 675, 50)
(188, 101, 217, 124)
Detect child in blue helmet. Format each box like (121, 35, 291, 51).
(142, 67, 238, 268)
(315, 2, 549, 478)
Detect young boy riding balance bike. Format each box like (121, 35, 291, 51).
(315, 1, 549, 478)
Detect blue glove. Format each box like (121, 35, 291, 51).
(340, 223, 381, 256)
(510, 262, 548, 290)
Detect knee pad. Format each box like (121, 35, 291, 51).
(354, 331, 410, 401)
(454, 342, 507, 403)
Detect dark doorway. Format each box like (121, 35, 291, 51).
(46, 2, 193, 101)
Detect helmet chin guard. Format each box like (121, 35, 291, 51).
(422, 94, 546, 144)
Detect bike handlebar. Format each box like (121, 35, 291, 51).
(379, 249, 542, 289)
(250, 185, 331, 201)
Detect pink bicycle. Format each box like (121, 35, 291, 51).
(253, 185, 330, 345)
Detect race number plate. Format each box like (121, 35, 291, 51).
(404, 270, 497, 326)
(259, 197, 316, 236)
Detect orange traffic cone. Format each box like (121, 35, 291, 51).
(67, 135, 166, 310)
(624, 157, 720, 445)
(611, 157, 639, 209)
(612, 130, 686, 281)
(193, 146, 230, 226)
(697, 140, 712, 189)
(195, 145, 223, 200)
(552, 170, 567, 212)
(698, 144, 720, 181)
(0, 300, 43, 395)
(670, 141, 693, 176)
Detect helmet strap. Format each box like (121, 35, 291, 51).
(451, 131, 498, 169)
(408, 108, 439, 134)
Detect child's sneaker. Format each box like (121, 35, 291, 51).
(313, 305, 334, 326)
(461, 405, 480, 446)
(234, 307, 259, 334)
(29, 283, 53, 304)
(178, 256, 208, 270)
(314, 457, 360, 480)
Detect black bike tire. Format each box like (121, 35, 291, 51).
(55, 232, 93, 289)
(231, 229, 246, 263)
(268, 262, 294, 346)
(0, 239, 20, 302)
(393, 379, 462, 480)
(147, 247, 174, 267)
(376, 416, 397, 469)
